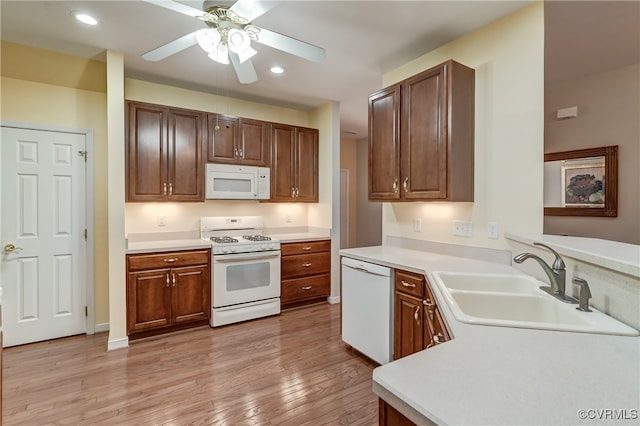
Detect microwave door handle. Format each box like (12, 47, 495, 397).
(214, 252, 281, 262)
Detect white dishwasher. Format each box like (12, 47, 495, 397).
(341, 256, 393, 364)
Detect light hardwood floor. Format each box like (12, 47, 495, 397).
(3, 303, 379, 425)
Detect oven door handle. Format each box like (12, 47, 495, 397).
(214, 252, 281, 263)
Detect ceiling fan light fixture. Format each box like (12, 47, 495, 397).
(270, 65, 286, 74)
(237, 46, 257, 63)
(208, 44, 229, 65)
(227, 28, 251, 54)
(196, 28, 221, 53)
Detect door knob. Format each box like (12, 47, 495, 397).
(3, 243, 23, 253)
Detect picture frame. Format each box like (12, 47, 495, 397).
(561, 163, 605, 207)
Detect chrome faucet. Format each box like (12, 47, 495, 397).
(513, 242, 577, 303)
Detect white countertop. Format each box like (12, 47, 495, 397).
(126, 239, 211, 254)
(271, 232, 331, 243)
(340, 246, 640, 426)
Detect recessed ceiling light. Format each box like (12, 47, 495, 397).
(71, 11, 98, 26)
(270, 66, 285, 74)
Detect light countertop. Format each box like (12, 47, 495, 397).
(126, 239, 211, 254)
(270, 232, 331, 243)
(339, 246, 640, 426)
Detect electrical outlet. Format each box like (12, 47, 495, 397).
(158, 215, 166, 226)
(453, 220, 473, 237)
(413, 217, 421, 232)
(285, 213, 292, 223)
(488, 222, 499, 239)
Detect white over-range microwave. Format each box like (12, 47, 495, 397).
(205, 163, 270, 200)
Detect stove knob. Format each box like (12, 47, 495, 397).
(230, 247, 237, 253)
(270, 243, 277, 250)
(222, 247, 229, 254)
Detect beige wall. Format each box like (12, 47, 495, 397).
(380, 2, 545, 249)
(340, 138, 357, 247)
(544, 63, 640, 244)
(1, 42, 110, 326)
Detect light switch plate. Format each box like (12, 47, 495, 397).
(413, 217, 421, 232)
(488, 222, 499, 239)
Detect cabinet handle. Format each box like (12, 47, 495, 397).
(392, 178, 398, 193)
(301, 262, 312, 267)
(169, 183, 173, 196)
(172, 273, 176, 287)
(423, 298, 434, 308)
(295, 187, 299, 197)
(291, 187, 295, 198)
(302, 285, 313, 290)
(238, 148, 243, 158)
(403, 177, 409, 192)
(234, 148, 238, 158)
(164, 258, 179, 263)
(433, 334, 443, 345)
(301, 246, 312, 251)
(401, 280, 416, 288)
(165, 273, 170, 288)
(414, 306, 420, 324)
(163, 183, 167, 195)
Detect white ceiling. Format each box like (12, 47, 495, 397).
(1, 1, 637, 140)
(0, 0, 529, 139)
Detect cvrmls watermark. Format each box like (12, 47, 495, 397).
(578, 409, 638, 421)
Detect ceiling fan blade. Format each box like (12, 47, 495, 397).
(253, 27, 325, 62)
(141, 0, 205, 19)
(229, 53, 258, 84)
(230, 0, 280, 23)
(142, 31, 199, 61)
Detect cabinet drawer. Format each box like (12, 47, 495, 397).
(281, 240, 330, 256)
(281, 274, 330, 304)
(127, 250, 210, 271)
(281, 252, 330, 278)
(395, 270, 424, 298)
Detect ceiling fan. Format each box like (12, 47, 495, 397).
(141, 0, 326, 84)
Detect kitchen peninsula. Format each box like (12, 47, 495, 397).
(340, 238, 639, 425)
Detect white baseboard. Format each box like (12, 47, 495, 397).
(327, 296, 341, 304)
(94, 323, 110, 333)
(107, 337, 129, 351)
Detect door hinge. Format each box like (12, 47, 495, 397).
(85, 306, 88, 317)
(78, 150, 88, 162)
(84, 229, 88, 241)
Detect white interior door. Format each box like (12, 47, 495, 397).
(1, 126, 87, 347)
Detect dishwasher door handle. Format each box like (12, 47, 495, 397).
(345, 264, 388, 277)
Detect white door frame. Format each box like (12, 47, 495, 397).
(1, 120, 95, 334)
(340, 169, 349, 249)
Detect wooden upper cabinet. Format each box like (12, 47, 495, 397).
(270, 123, 318, 202)
(369, 85, 401, 200)
(207, 114, 269, 166)
(369, 60, 475, 202)
(126, 101, 204, 202)
(206, 114, 238, 163)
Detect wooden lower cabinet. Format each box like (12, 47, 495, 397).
(393, 269, 451, 359)
(280, 239, 330, 308)
(126, 249, 211, 339)
(379, 399, 416, 426)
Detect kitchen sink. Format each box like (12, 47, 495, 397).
(434, 272, 540, 294)
(431, 272, 639, 336)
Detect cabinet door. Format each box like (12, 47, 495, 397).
(170, 265, 211, 324)
(401, 64, 447, 200)
(238, 118, 269, 166)
(127, 269, 172, 332)
(394, 292, 423, 360)
(126, 102, 168, 201)
(295, 127, 319, 202)
(206, 114, 238, 164)
(270, 123, 296, 201)
(167, 108, 204, 201)
(368, 85, 401, 200)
